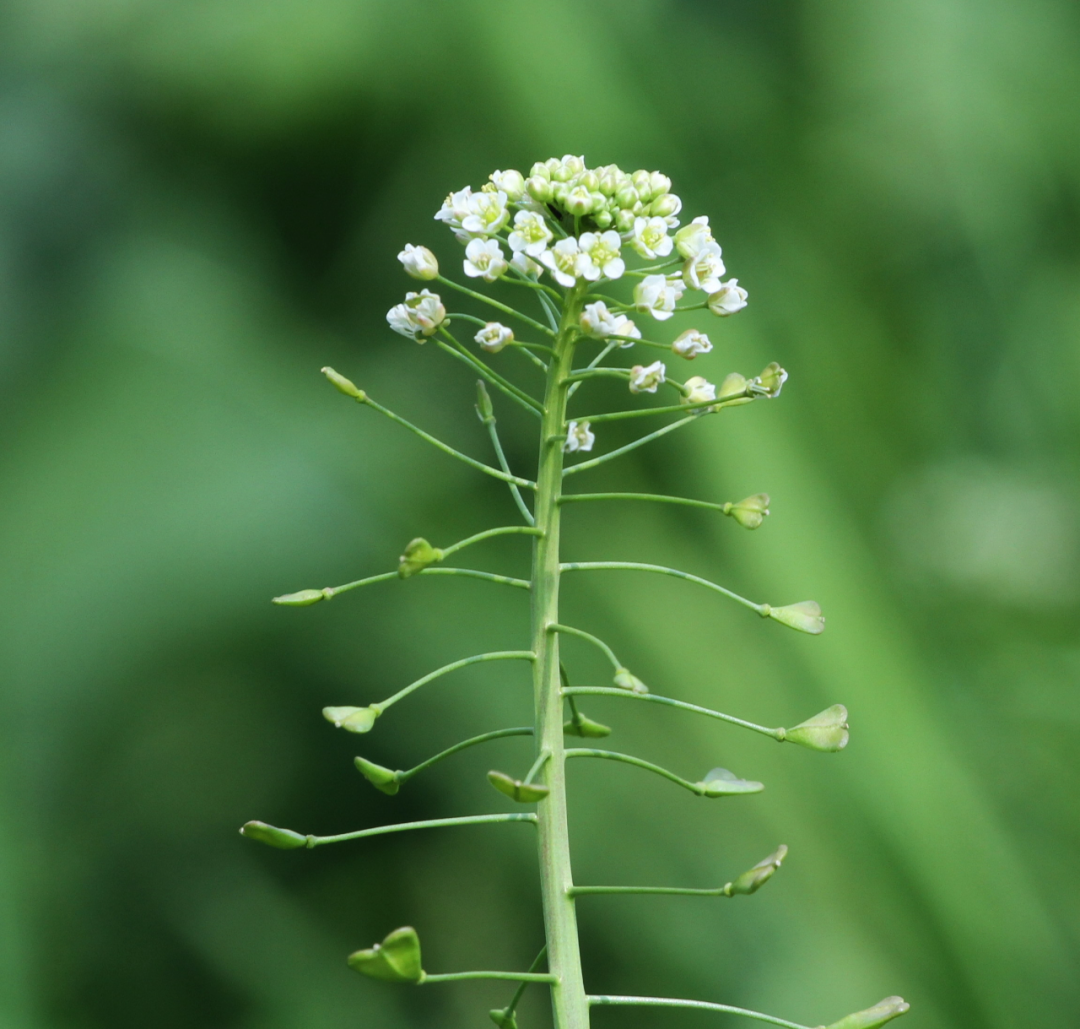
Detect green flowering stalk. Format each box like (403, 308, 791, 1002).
(242, 156, 908, 1029)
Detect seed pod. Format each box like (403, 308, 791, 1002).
(398, 538, 444, 578)
(785, 705, 849, 751)
(613, 668, 648, 694)
(726, 844, 788, 895)
(487, 770, 550, 803)
(723, 493, 770, 529)
(239, 821, 307, 850)
(323, 705, 380, 734)
(766, 600, 825, 635)
(822, 996, 910, 1029)
(563, 713, 613, 738)
(354, 756, 401, 795)
(321, 366, 366, 399)
(272, 588, 326, 607)
(347, 927, 424, 983)
(696, 767, 765, 797)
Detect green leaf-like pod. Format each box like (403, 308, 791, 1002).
(723, 493, 770, 529)
(323, 705, 380, 734)
(751, 361, 788, 398)
(563, 713, 612, 738)
(786, 705, 849, 752)
(398, 538, 445, 578)
(239, 821, 307, 850)
(822, 996, 910, 1029)
(612, 667, 648, 693)
(354, 756, 401, 795)
(717, 372, 753, 407)
(347, 926, 424, 983)
(726, 844, 788, 895)
(272, 588, 326, 606)
(489, 1008, 518, 1029)
(321, 365, 366, 400)
(488, 770, 550, 803)
(765, 600, 825, 635)
(696, 767, 764, 797)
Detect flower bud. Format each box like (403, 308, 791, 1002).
(530, 161, 552, 180)
(240, 820, 308, 849)
(631, 170, 652, 194)
(525, 175, 553, 203)
(399, 537, 444, 578)
(475, 379, 495, 423)
(696, 766, 765, 797)
(560, 154, 585, 178)
(648, 171, 672, 199)
(725, 844, 787, 895)
(592, 208, 614, 230)
(751, 361, 787, 398)
(615, 208, 637, 233)
(682, 376, 717, 408)
(487, 770, 550, 803)
(323, 705, 380, 733)
(599, 169, 621, 196)
(564, 185, 595, 215)
(348, 927, 424, 983)
(785, 704, 848, 751)
(615, 185, 639, 209)
(272, 588, 327, 606)
(563, 712, 613, 738)
(397, 243, 439, 280)
(490, 1008, 518, 1029)
(579, 170, 599, 192)
(717, 372, 753, 406)
(354, 755, 401, 795)
(649, 193, 682, 219)
(613, 667, 648, 693)
(490, 169, 526, 200)
(321, 366, 366, 400)
(674, 215, 714, 259)
(764, 600, 825, 635)
(823, 997, 910, 1029)
(723, 493, 770, 529)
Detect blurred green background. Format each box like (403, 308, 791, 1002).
(2, 1, 1078, 1028)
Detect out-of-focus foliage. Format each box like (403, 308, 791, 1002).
(1, 2, 1078, 1028)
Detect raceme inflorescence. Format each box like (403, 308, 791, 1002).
(242, 156, 910, 1029)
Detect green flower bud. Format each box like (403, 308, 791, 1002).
(487, 770, 550, 803)
(613, 667, 648, 694)
(599, 169, 620, 196)
(240, 820, 307, 849)
(822, 997, 910, 1029)
(323, 705, 380, 733)
(751, 361, 788, 398)
(398, 537, 444, 578)
(765, 600, 825, 635)
(272, 588, 327, 606)
(563, 712, 613, 738)
(592, 208, 614, 230)
(615, 185, 639, 209)
(723, 493, 770, 529)
(321, 366, 366, 399)
(489, 1007, 519, 1029)
(725, 844, 787, 895)
(717, 372, 753, 407)
(551, 182, 569, 205)
(696, 766, 765, 797)
(525, 175, 553, 203)
(565, 185, 595, 216)
(648, 171, 672, 200)
(530, 161, 552, 180)
(475, 379, 495, 423)
(354, 755, 401, 795)
(579, 171, 599, 192)
(631, 170, 652, 194)
(615, 208, 637, 233)
(785, 704, 849, 751)
(347, 926, 424, 983)
(649, 193, 682, 219)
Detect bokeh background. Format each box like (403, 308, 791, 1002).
(2, 1, 1078, 1028)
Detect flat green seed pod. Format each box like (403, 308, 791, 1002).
(696, 766, 765, 797)
(347, 927, 424, 983)
(354, 756, 401, 795)
(239, 821, 307, 850)
(488, 770, 550, 803)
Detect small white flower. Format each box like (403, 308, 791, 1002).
(682, 241, 726, 293)
(708, 279, 749, 316)
(386, 289, 446, 340)
(511, 250, 542, 278)
(474, 322, 514, 353)
(577, 230, 625, 281)
(609, 314, 642, 346)
(630, 217, 673, 259)
(634, 274, 684, 321)
(629, 360, 666, 394)
(671, 329, 713, 359)
(682, 375, 717, 407)
(539, 237, 582, 287)
(463, 238, 508, 282)
(460, 190, 510, 238)
(563, 420, 595, 453)
(434, 186, 474, 239)
(508, 210, 554, 257)
(673, 215, 714, 259)
(489, 169, 526, 201)
(579, 301, 642, 345)
(397, 243, 439, 281)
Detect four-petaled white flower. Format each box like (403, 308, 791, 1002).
(671, 328, 713, 359)
(511, 250, 542, 279)
(434, 186, 475, 239)
(397, 244, 439, 281)
(508, 211, 554, 257)
(634, 274, 684, 321)
(474, 322, 514, 353)
(708, 279, 748, 316)
(386, 289, 446, 340)
(673, 215, 714, 259)
(540, 237, 582, 287)
(630, 217, 673, 260)
(682, 375, 717, 407)
(682, 241, 726, 293)
(577, 231, 625, 281)
(463, 238, 508, 282)
(461, 190, 510, 238)
(563, 420, 595, 453)
(489, 169, 526, 201)
(629, 360, 666, 394)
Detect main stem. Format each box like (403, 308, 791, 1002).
(532, 284, 588, 1029)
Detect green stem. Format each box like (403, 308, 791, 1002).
(559, 492, 730, 515)
(423, 972, 559, 985)
(523, 748, 551, 785)
(569, 885, 728, 897)
(498, 946, 549, 1020)
(561, 417, 696, 476)
(565, 748, 705, 795)
(587, 996, 813, 1029)
(400, 727, 534, 783)
(477, 398, 537, 526)
(574, 389, 750, 423)
(436, 332, 544, 417)
(438, 275, 556, 337)
(440, 525, 544, 560)
(549, 624, 621, 671)
(306, 813, 537, 848)
(307, 566, 530, 603)
(567, 341, 619, 399)
(378, 651, 535, 712)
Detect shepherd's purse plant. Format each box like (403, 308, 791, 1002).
(241, 155, 910, 1029)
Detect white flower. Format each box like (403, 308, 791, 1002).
(577, 231, 625, 281)
(511, 250, 542, 279)
(682, 241, 726, 293)
(708, 279, 748, 316)
(634, 274, 684, 321)
(580, 301, 641, 344)
(489, 169, 526, 200)
(629, 360, 666, 394)
(434, 186, 474, 239)
(539, 237, 582, 287)
(397, 243, 439, 281)
(671, 329, 713, 359)
(461, 190, 510, 237)
(474, 322, 514, 353)
(630, 217, 673, 259)
(609, 314, 642, 346)
(673, 215, 714, 259)
(463, 238, 508, 282)
(563, 420, 595, 453)
(507, 211, 554, 257)
(386, 289, 446, 340)
(682, 375, 717, 407)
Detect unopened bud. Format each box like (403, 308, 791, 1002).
(649, 193, 682, 219)
(785, 704, 849, 751)
(648, 171, 672, 199)
(613, 667, 648, 694)
(240, 820, 307, 849)
(323, 705, 380, 733)
(764, 600, 825, 635)
(396, 244, 439, 281)
(490, 169, 526, 201)
(475, 380, 495, 423)
(564, 185, 595, 216)
(321, 366, 366, 400)
(579, 171, 599, 192)
(525, 175, 553, 203)
(615, 208, 637, 233)
(563, 712, 612, 738)
(487, 770, 550, 803)
(399, 537, 444, 578)
(723, 493, 770, 529)
(599, 169, 620, 196)
(530, 161, 552, 180)
(823, 997, 910, 1029)
(751, 361, 787, 398)
(696, 766, 765, 797)
(615, 185, 639, 209)
(272, 588, 327, 606)
(489, 1008, 519, 1029)
(631, 170, 652, 194)
(354, 755, 401, 795)
(348, 926, 424, 983)
(592, 208, 614, 229)
(725, 844, 788, 895)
